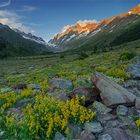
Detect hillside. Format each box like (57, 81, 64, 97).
(1, 2, 140, 140)
(49, 5, 140, 52)
(0, 24, 51, 58)
(0, 41, 140, 139)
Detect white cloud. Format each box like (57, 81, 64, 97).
(0, 0, 11, 8)
(23, 5, 37, 11)
(0, 10, 19, 19)
(0, 10, 35, 33)
(17, 5, 37, 12)
(0, 0, 37, 33)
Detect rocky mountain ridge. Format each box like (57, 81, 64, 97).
(14, 29, 47, 45)
(0, 23, 50, 57)
(49, 4, 140, 51)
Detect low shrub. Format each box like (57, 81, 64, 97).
(95, 65, 130, 81)
(1, 95, 96, 139)
(78, 52, 89, 60)
(119, 52, 136, 61)
(60, 54, 65, 58)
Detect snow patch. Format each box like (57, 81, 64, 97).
(22, 35, 46, 45)
(128, 11, 132, 15)
(111, 25, 116, 29)
(65, 34, 76, 42)
(91, 28, 101, 36)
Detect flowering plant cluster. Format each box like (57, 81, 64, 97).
(4, 95, 96, 139)
(135, 118, 140, 132)
(22, 95, 96, 139)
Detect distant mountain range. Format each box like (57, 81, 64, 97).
(49, 4, 140, 52)
(14, 29, 47, 45)
(0, 23, 51, 58)
(0, 4, 140, 58)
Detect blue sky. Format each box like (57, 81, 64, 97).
(0, 0, 139, 41)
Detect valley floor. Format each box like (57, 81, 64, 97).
(0, 43, 140, 139)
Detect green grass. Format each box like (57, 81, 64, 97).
(0, 42, 140, 88)
(0, 41, 140, 139)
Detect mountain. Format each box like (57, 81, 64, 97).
(0, 23, 51, 58)
(14, 29, 47, 45)
(49, 4, 140, 51)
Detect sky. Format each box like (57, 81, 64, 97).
(0, 0, 139, 41)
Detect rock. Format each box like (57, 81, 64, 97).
(49, 78, 73, 91)
(33, 89, 40, 94)
(46, 89, 69, 102)
(68, 124, 82, 139)
(92, 72, 136, 108)
(0, 87, 12, 93)
(135, 97, 140, 110)
(93, 101, 112, 114)
(14, 83, 27, 90)
(69, 88, 99, 104)
(127, 134, 140, 140)
(127, 61, 140, 79)
(14, 98, 34, 108)
(55, 132, 66, 140)
(132, 136, 140, 140)
(98, 134, 113, 140)
(118, 116, 135, 129)
(79, 130, 96, 140)
(0, 130, 4, 138)
(128, 88, 140, 97)
(128, 107, 139, 117)
(16, 74, 25, 78)
(124, 80, 140, 89)
(104, 128, 132, 140)
(105, 120, 120, 128)
(116, 105, 128, 116)
(30, 84, 41, 90)
(126, 131, 140, 140)
(58, 93, 69, 102)
(28, 66, 34, 70)
(7, 108, 22, 119)
(123, 80, 140, 97)
(84, 122, 103, 134)
(97, 113, 117, 125)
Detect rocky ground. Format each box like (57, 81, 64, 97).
(0, 60, 140, 140)
(53, 60, 140, 140)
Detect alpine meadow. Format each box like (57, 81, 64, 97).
(0, 0, 140, 140)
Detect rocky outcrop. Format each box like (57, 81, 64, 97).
(116, 105, 128, 116)
(135, 97, 140, 110)
(13, 83, 27, 90)
(68, 87, 99, 104)
(79, 130, 96, 140)
(55, 132, 66, 140)
(0, 87, 12, 93)
(84, 122, 103, 134)
(92, 72, 136, 108)
(93, 101, 112, 114)
(49, 78, 73, 91)
(128, 61, 140, 79)
(98, 134, 113, 140)
(103, 128, 132, 140)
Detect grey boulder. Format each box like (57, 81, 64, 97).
(84, 122, 103, 134)
(49, 78, 73, 91)
(92, 72, 136, 108)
